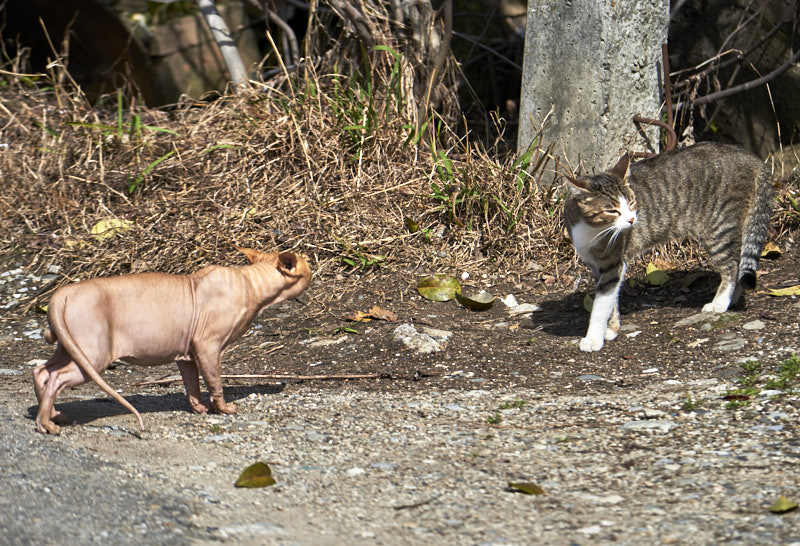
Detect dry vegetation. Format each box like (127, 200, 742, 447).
(0, 54, 570, 311)
(1, 44, 799, 314)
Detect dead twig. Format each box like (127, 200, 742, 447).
(134, 372, 382, 386)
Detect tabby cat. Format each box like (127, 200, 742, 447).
(565, 142, 774, 352)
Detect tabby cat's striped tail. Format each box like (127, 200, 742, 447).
(738, 162, 775, 289)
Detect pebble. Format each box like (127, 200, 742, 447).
(392, 324, 445, 353)
(0, 369, 23, 376)
(501, 294, 518, 307)
(578, 374, 608, 382)
(742, 320, 765, 330)
(507, 303, 542, 316)
(302, 335, 348, 347)
(713, 338, 747, 352)
(674, 312, 716, 327)
(214, 522, 286, 539)
(622, 420, 679, 433)
(418, 326, 453, 341)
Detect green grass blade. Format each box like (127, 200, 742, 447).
(128, 150, 176, 193)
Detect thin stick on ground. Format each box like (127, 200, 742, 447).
(134, 373, 382, 386)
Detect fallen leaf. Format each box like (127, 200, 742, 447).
(583, 293, 594, 313)
(90, 217, 132, 241)
(234, 462, 276, 488)
(645, 262, 670, 286)
(417, 275, 461, 302)
(368, 305, 398, 322)
(760, 241, 781, 259)
(456, 290, 496, 311)
(344, 310, 373, 322)
(507, 482, 545, 495)
(769, 495, 798, 514)
(765, 285, 800, 297)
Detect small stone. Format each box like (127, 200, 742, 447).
(501, 294, 518, 307)
(47, 264, 61, 274)
(508, 303, 542, 316)
(675, 312, 716, 327)
(345, 467, 366, 477)
(204, 434, 238, 443)
(305, 431, 329, 442)
(418, 326, 453, 341)
(642, 408, 667, 419)
(0, 369, 23, 376)
(619, 323, 640, 332)
(641, 367, 658, 374)
(26, 359, 47, 367)
(303, 335, 349, 347)
(713, 338, 747, 352)
(370, 462, 398, 472)
(578, 374, 608, 382)
(625, 330, 642, 338)
(622, 420, 678, 433)
(215, 523, 286, 539)
(742, 320, 765, 330)
(392, 324, 444, 353)
(759, 390, 783, 397)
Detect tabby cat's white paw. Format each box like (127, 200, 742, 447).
(702, 300, 729, 313)
(604, 328, 619, 341)
(579, 336, 604, 352)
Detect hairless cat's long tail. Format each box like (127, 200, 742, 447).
(739, 162, 775, 289)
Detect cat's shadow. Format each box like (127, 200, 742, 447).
(527, 270, 729, 338)
(25, 383, 285, 429)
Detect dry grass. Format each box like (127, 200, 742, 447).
(1, 52, 798, 314)
(0, 60, 569, 311)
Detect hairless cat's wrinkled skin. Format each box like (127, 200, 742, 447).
(33, 248, 311, 434)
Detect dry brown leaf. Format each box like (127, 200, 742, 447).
(344, 310, 373, 322)
(368, 305, 398, 322)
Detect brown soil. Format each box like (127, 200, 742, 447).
(2, 239, 798, 419)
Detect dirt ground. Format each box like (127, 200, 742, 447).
(2, 236, 799, 418)
(1, 237, 799, 544)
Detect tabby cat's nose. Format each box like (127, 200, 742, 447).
(627, 217, 635, 224)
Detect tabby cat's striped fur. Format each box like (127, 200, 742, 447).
(565, 142, 774, 352)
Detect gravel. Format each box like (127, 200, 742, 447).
(3, 378, 799, 545)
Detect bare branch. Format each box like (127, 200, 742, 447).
(691, 49, 800, 106)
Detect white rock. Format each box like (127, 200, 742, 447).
(622, 420, 678, 433)
(743, 320, 765, 330)
(501, 294, 518, 307)
(508, 303, 542, 316)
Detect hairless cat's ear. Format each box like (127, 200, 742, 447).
(608, 153, 631, 181)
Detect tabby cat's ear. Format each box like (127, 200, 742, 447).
(608, 153, 631, 181)
(565, 175, 591, 195)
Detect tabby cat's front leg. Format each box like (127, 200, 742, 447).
(580, 263, 626, 352)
